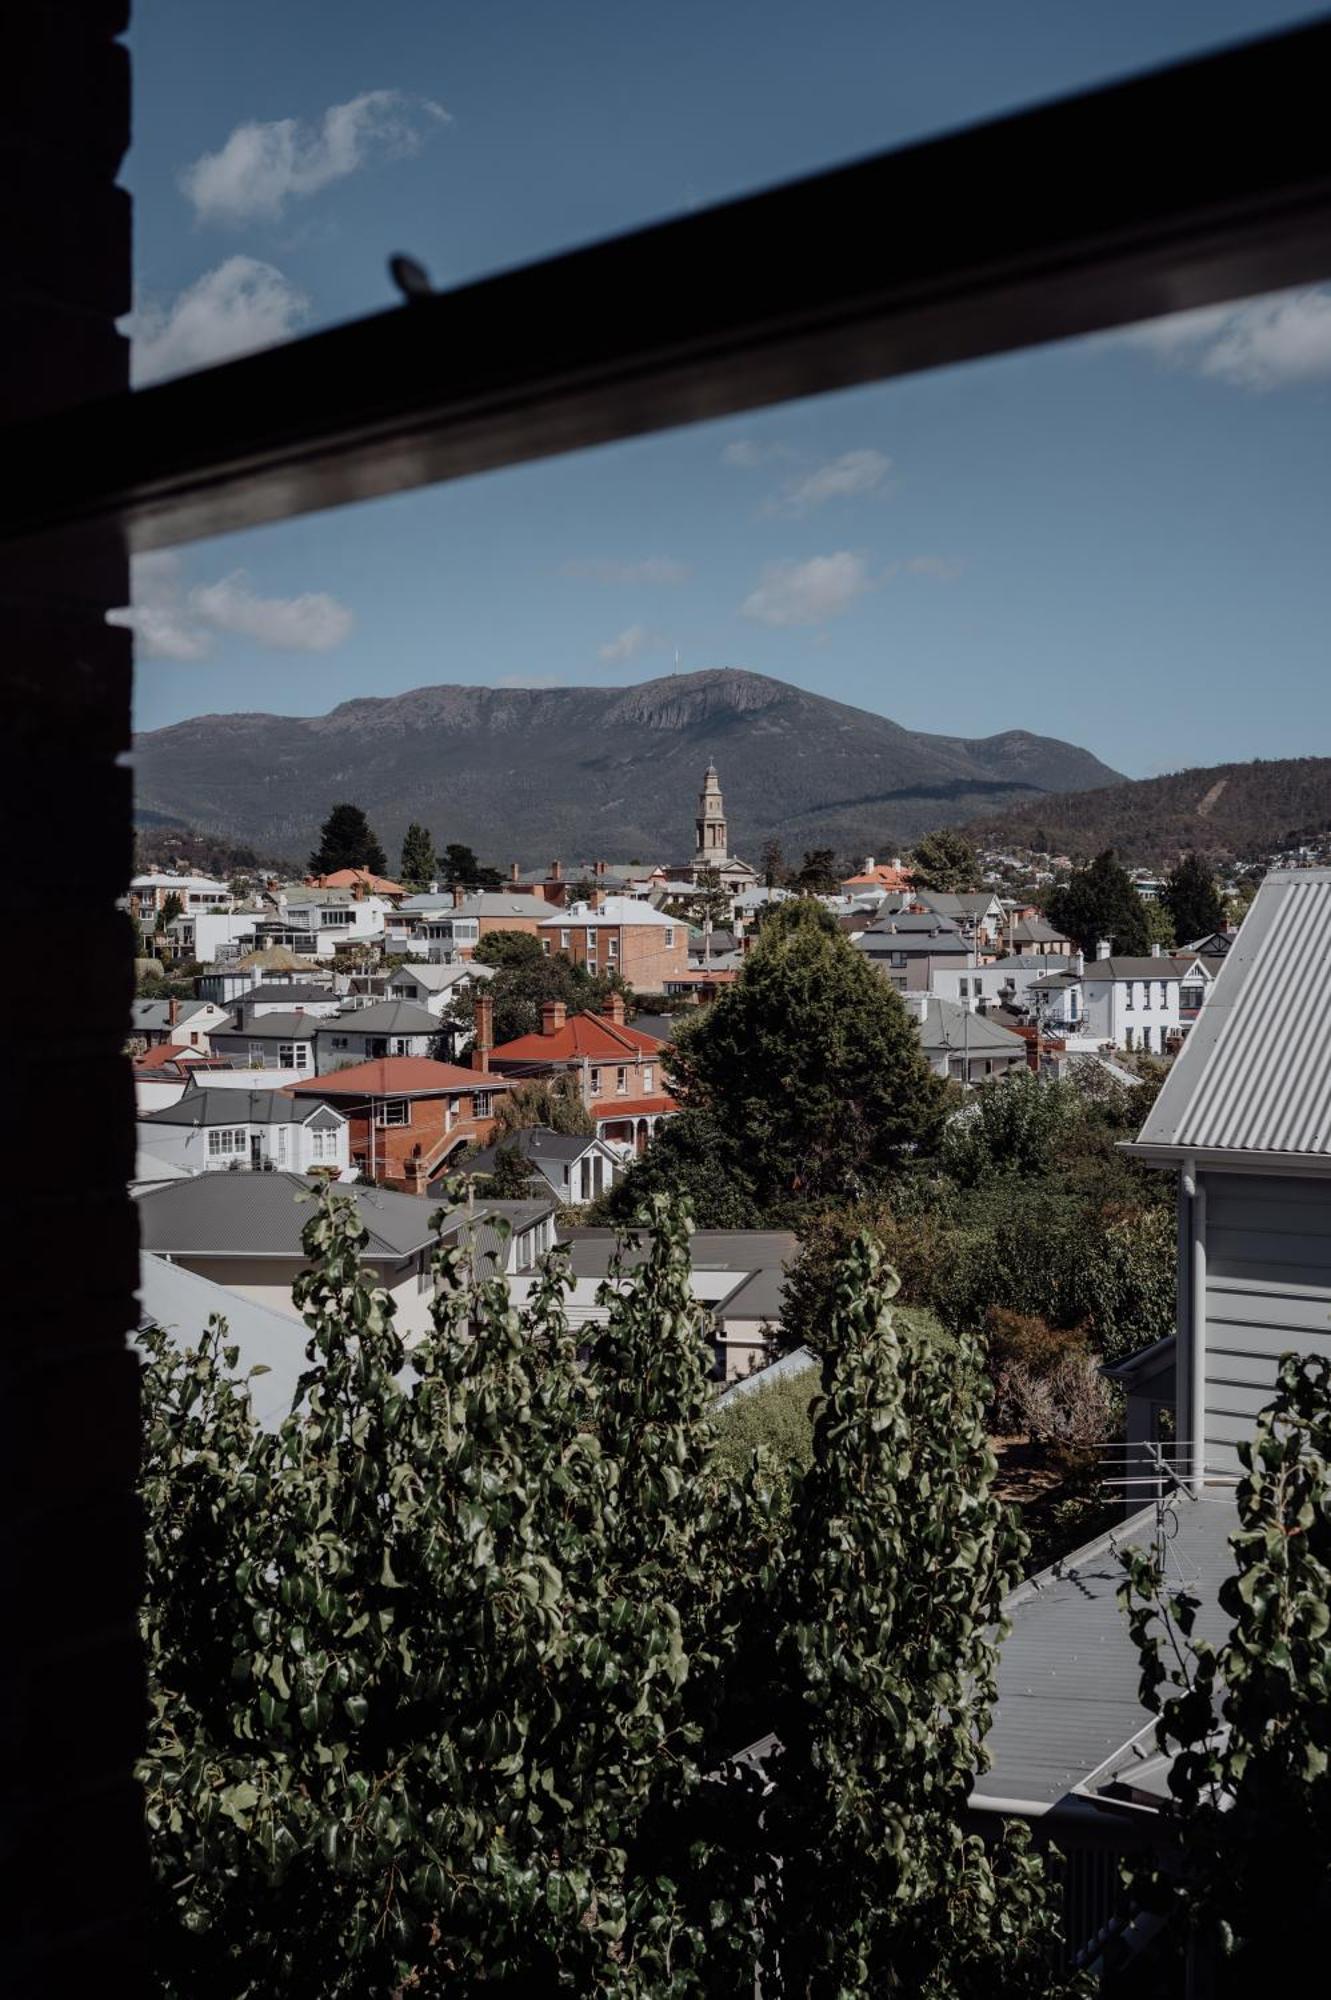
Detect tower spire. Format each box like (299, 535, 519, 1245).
(694, 760, 729, 868)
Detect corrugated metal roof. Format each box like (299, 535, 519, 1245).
(1132, 870, 1331, 1159)
(983, 1490, 1237, 1809)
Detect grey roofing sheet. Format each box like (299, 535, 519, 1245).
(135, 1172, 455, 1259)
(919, 997, 1028, 1053)
(139, 1251, 312, 1429)
(213, 1013, 318, 1039)
(716, 1265, 790, 1323)
(321, 1000, 440, 1034)
(1085, 956, 1196, 979)
(1133, 870, 1331, 1158)
(714, 1345, 816, 1407)
(559, 1227, 798, 1280)
(983, 1490, 1237, 1809)
(465, 1128, 599, 1173)
(141, 1089, 331, 1128)
(244, 983, 337, 1005)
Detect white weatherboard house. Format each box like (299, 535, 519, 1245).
(973, 871, 1331, 1966)
(137, 1084, 350, 1178)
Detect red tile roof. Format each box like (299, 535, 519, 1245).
(592, 1095, 679, 1119)
(311, 867, 406, 895)
(842, 863, 914, 891)
(133, 1043, 198, 1070)
(287, 1056, 505, 1097)
(489, 1012, 664, 1065)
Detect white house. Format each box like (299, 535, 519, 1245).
(127, 997, 233, 1051)
(1029, 945, 1213, 1053)
(137, 1085, 350, 1177)
(128, 873, 232, 930)
(270, 886, 391, 955)
(386, 961, 494, 1017)
(208, 1011, 318, 1073)
(314, 1000, 442, 1072)
(903, 993, 1029, 1084)
(464, 1127, 626, 1205)
(928, 954, 1073, 1015)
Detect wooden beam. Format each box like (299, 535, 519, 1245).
(5, 18, 1331, 550)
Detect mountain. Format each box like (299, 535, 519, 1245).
(132, 668, 1121, 867)
(962, 757, 1331, 867)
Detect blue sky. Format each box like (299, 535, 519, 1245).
(124, 2, 1331, 778)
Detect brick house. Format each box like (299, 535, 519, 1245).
(538, 895, 688, 990)
(393, 888, 551, 959)
(487, 994, 677, 1154)
(288, 1055, 509, 1192)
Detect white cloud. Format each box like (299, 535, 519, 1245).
(1122, 287, 1331, 391)
(722, 438, 793, 468)
(128, 257, 309, 384)
(740, 552, 872, 627)
(768, 448, 891, 514)
(108, 554, 353, 661)
(181, 91, 450, 226)
(562, 556, 690, 584)
(598, 624, 666, 665)
(190, 572, 354, 651)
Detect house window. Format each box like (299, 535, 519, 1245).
(1124, 985, 1134, 1009)
(959, 978, 969, 998)
(330, 1035, 349, 1049)
(890, 952, 907, 969)
(207, 1127, 247, 1158)
(616, 1067, 628, 1095)
(643, 1066, 654, 1093)
(607, 936, 618, 959)
(664, 927, 675, 947)
(279, 1042, 310, 1070)
(474, 1091, 493, 1117)
(1181, 984, 1203, 1011)
(247, 1041, 266, 1063)
(589, 1067, 601, 1095)
(375, 1098, 411, 1127)
(560, 929, 570, 948)
(1125, 1027, 1135, 1050)
(310, 1127, 338, 1162)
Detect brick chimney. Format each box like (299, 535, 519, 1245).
(510, 861, 520, 883)
(168, 997, 179, 1028)
(590, 888, 606, 912)
(452, 884, 465, 908)
(472, 991, 494, 1072)
(352, 879, 366, 902)
(601, 991, 626, 1027)
(541, 1001, 567, 1036)
(595, 859, 607, 878)
(549, 859, 562, 882)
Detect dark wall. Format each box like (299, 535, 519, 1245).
(0, 3, 144, 1986)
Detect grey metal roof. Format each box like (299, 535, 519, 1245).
(1084, 955, 1196, 979)
(631, 1012, 679, 1042)
(1131, 870, 1331, 1161)
(559, 1227, 798, 1281)
(243, 983, 340, 1005)
(465, 1127, 603, 1174)
(915, 891, 1002, 918)
(716, 1265, 790, 1323)
(139, 1251, 313, 1429)
(320, 1000, 440, 1035)
(212, 1012, 319, 1040)
(862, 911, 964, 937)
(130, 997, 211, 1029)
(714, 1345, 816, 1407)
(135, 1172, 453, 1259)
(141, 1089, 341, 1129)
(982, 1489, 1237, 1810)
(389, 962, 489, 990)
(917, 997, 1028, 1055)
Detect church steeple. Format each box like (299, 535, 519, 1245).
(695, 761, 729, 866)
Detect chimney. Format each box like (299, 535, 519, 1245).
(353, 880, 366, 902)
(1096, 938, 1112, 960)
(1151, 942, 1162, 958)
(168, 997, 179, 1028)
(595, 859, 607, 878)
(550, 859, 562, 882)
(601, 991, 626, 1027)
(863, 856, 875, 872)
(452, 884, 465, 908)
(590, 887, 606, 912)
(541, 1001, 567, 1036)
(472, 991, 494, 1072)
(1072, 950, 1085, 977)
(510, 861, 520, 883)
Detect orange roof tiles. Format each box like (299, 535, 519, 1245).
(489, 1012, 665, 1065)
(288, 1056, 503, 1097)
(591, 1094, 679, 1119)
(311, 867, 406, 895)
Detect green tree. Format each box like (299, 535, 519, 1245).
(671, 863, 730, 933)
(759, 839, 789, 889)
(308, 803, 388, 877)
(399, 822, 436, 889)
(1044, 849, 1150, 956)
(1119, 1352, 1331, 1983)
(155, 890, 183, 933)
(660, 899, 946, 1217)
(1142, 896, 1177, 949)
(791, 848, 840, 894)
(909, 827, 982, 895)
(491, 1074, 594, 1138)
(453, 930, 624, 1045)
(439, 842, 503, 890)
(1161, 850, 1226, 943)
(941, 1071, 1079, 1189)
(475, 1139, 540, 1198)
(594, 1109, 764, 1228)
(764, 1236, 1074, 1995)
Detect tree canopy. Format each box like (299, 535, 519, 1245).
(453, 931, 625, 1045)
(1044, 849, 1150, 956)
(791, 848, 841, 894)
(909, 828, 981, 894)
(490, 1074, 594, 1138)
(440, 842, 503, 890)
(137, 1185, 1075, 1995)
(625, 899, 945, 1220)
(1161, 851, 1226, 944)
(308, 803, 388, 878)
(399, 822, 437, 889)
